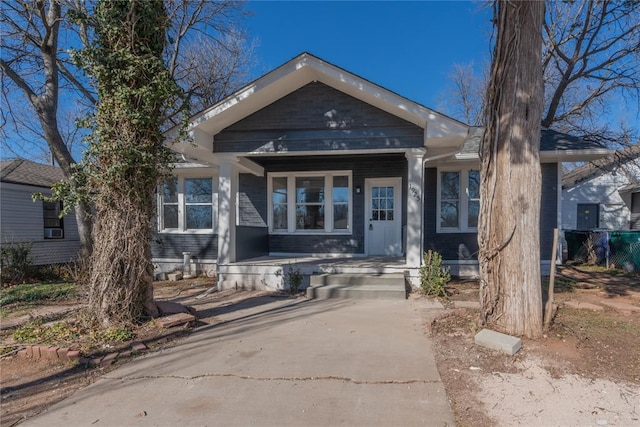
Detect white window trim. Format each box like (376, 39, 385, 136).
(436, 168, 479, 233)
(158, 172, 219, 234)
(267, 170, 352, 235)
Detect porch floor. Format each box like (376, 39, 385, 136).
(229, 255, 408, 271)
(218, 256, 411, 291)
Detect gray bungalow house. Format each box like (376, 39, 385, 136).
(155, 53, 609, 290)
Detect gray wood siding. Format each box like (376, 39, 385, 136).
(423, 163, 558, 262)
(237, 173, 269, 260)
(214, 82, 423, 154)
(151, 233, 218, 261)
(251, 154, 407, 254)
(1, 185, 80, 265)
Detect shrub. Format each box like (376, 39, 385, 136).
(286, 264, 303, 294)
(1, 241, 33, 286)
(419, 250, 451, 297)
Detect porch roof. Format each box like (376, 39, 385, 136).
(447, 127, 613, 163)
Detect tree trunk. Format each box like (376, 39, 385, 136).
(478, 0, 545, 339)
(40, 106, 94, 260)
(88, 196, 157, 326)
(84, 0, 178, 326)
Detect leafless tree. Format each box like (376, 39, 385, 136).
(441, 0, 639, 148)
(179, 32, 257, 114)
(1, 0, 254, 259)
(439, 62, 487, 126)
(479, 0, 545, 338)
(1, 0, 94, 258)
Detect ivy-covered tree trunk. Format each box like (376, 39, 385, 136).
(478, 1, 545, 339)
(84, 0, 180, 326)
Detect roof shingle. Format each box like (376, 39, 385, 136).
(0, 159, 65, 188)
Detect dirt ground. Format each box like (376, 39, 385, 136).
(0, 278, 275, 426)
(431, 265, 640, 426)
(1, 266, 639, 426)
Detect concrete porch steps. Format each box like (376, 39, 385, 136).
(306, 273, 407, 300)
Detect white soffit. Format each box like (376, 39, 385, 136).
(177, 53, 468, 142)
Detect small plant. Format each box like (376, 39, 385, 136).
(99, 327, 134, 343)
(0, 282, 76, 306)
(1, 241, 33, 286)
(13, 319, 80, 345)
(419, 250, 451, 297)
(286, 264, 303, 294)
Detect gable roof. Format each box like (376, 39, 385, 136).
(0, 159, 65, 188)
(450, 128, 612, 162)
(167, 52, 471, 164)
(562, 144, 640, 188)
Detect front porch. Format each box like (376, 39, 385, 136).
(217, 255, 415, 293)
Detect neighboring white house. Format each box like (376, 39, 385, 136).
(562, 144, 640, 231)
(0, 159, 80, 265)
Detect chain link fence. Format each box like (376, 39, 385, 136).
(564, 230, 640, 273)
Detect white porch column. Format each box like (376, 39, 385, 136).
(406, 148, 426, 268)
(217, 162, 238, 265)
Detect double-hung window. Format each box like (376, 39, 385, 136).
(437, 168, 480, 232)
(269, 171, 351, 234)
(43, 201, 64, 239)
(159, 176, 216, 232)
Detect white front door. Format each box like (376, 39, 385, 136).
(365, 178, 402, 256)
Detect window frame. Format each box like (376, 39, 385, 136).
(158, 173, 218, 234)
(267, 170, 352, 235)
(436, 168, 480, 233)
(43, 200, 64, 239)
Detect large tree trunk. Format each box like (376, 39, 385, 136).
(85, 0, 178, 326)
(88, 196, 157, 325)
(478, 0, 545, 339)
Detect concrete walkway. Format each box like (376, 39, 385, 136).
(24, 297, 454, 426)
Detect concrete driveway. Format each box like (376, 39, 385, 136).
(24, 297, 454, 426)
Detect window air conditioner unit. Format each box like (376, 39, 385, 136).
(45, 228, 64, 239)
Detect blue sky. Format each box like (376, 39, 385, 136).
(245, 0, 492, 111)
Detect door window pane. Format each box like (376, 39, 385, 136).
(371, 185, 394, 222)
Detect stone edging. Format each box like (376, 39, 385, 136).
(17, 340, 154, 368)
